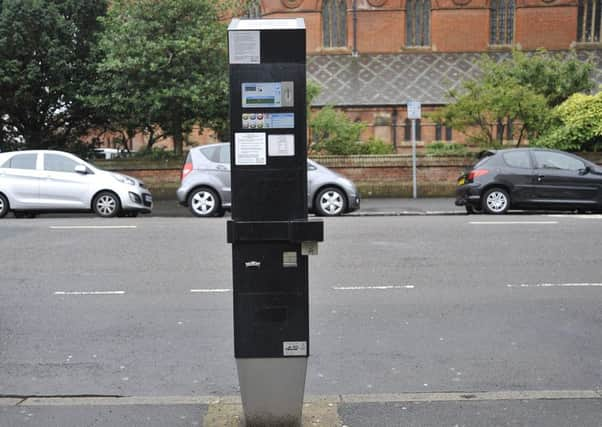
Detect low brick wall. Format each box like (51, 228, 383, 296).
(92, 155, 474, 199)
(314, 155, 472, 197)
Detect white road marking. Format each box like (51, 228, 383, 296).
(54, 291, 125, 295)
(190, 289, 231, 293)
(50, 226, 137, 230)
(548, 214, 602, 219)
(333, 285, 415, 290)
(507, 282, 602, 288)
(469, 221, 558, 225)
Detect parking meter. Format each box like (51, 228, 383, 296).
(226, 18, 323, 426)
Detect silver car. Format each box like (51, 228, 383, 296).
(0, 150, 152, 218)
(177, 143, 360, 217)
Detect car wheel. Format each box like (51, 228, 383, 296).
(0, 194, 9, 218)
(482, 188, 510, 214)
(93, 191, 121, 218)
(315, 187, 347, 216)
(188, 187, 221, 217)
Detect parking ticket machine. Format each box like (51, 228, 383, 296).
(226, 18, 323, 426)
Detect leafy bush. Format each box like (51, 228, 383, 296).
(534, 91, 602, 151)
(425, 142, 468, 157)
(355, 138, 394, 154)
(309, 106, 366, 155)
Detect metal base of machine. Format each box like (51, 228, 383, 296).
(236, 357, 307, 426)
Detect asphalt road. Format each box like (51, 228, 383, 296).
(1, 214, 601, 426)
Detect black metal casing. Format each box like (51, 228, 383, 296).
(227, 22, 323, 359)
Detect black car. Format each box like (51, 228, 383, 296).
(456, 148, 602, 214)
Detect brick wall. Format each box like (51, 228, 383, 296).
(261, 0, 580, 54)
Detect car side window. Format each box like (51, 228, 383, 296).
(218, 145, 230, 164)
(502, 151, 531, 169)
(44, 153, 79, 173)
(533, 151, 584, 171)
(6, 153, 37, 170)
(200, 146, 220, 163)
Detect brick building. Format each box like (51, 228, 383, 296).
(243, 0, 602, 151)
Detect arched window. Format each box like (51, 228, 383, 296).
(490, 0, 515, 45)
(578, 0, 601, 43)
(322, 0, 347, 48)
(406, 0, 431, 47)
(245, 0, 261, 19)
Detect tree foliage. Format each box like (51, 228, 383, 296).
(0, 0, 108, 151)
(534, 91, 602, 151)
(430, 49, 593, 148)
(87, 0, 229, 155)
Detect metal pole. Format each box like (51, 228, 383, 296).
(411, 118, 417, 199)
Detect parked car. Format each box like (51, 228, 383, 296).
(456, 148, 602, 214)
(176, 143, 360, 217)
(0, 150, 152, 218)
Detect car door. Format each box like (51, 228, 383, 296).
(199, 144, 231, 206)
(531, 150, 599, 206)
(0, 152, 42, 208)
(39, 152, 91, 209)
(497, 150, 536, 205)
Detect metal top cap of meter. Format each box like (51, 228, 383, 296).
(228, 18, 305, 31)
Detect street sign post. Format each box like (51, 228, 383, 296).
(227, 18, 323, 426)
(407, 101, 421, 199)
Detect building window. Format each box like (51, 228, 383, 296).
(406, 0, 431, 47)
(435, 123, 453, 141)
(245, 0, 261, 19)
(578, 0, 602, 43)
(490, 0, 515, 45)
(322, 0, 347, 48)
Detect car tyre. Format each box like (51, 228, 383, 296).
(465, 204, 481, 214)
(315, 187, 347, 216)
(93, 191, 121, 218)
(188, 187, 221, 217)
(482, 188, 510, 215)
(0, 194, 9, 218)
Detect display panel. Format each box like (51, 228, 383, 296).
(242, 82, 294, 108)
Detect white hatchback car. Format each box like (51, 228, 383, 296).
(0, 150, 152, 218)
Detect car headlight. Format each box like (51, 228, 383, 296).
(112, 173, 136, 186)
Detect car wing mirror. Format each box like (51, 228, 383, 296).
(75, 165, 88, 174)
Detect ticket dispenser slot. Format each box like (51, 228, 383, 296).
(227, 18, 323, 426)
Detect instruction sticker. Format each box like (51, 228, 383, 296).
(268, 134, 295, 157)
(283, 341, 307, 356)
(235, 133, 266, 165)
(229, 31, 260, 64)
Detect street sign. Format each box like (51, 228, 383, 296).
(407, 101, 421, 120)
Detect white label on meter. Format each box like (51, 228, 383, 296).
(235, 132, 266, 165)
(283, 341, 307, 356)
(268, 134, 295, 157)
(229, 31, 260, 64)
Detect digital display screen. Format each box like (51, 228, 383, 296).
(242, 82, 294, 108)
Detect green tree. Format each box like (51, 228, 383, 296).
(309, 106, 366, 155)
(0, 0, 108, 151)
(431, 49, 593, 148)
(534, 91, 602, 151)
(88, 0, 229, 156)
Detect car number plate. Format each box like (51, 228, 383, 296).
(457, 178, 465, 186)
